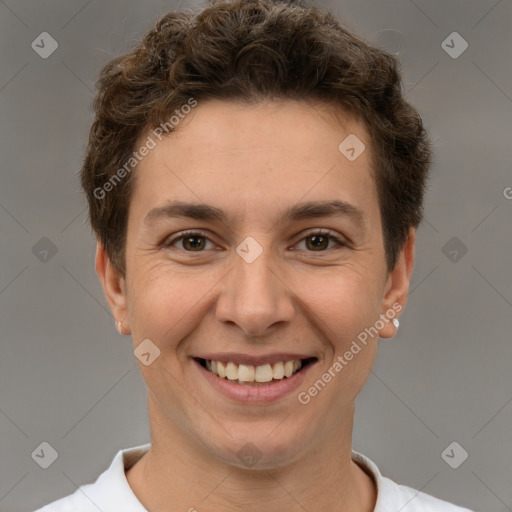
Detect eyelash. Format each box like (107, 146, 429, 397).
(163, 229, 348, 253)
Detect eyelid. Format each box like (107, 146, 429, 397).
(296, 227, 347, 242)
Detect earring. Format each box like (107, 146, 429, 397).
(379, 317, 400, 340)
(116, 320, 123, 335)
(388, 318, 399, 339)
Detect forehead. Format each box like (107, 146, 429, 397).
(130, 99, 379, 230)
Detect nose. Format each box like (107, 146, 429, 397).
(215, 245, 295, 337)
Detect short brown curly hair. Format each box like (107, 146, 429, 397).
(80, 0, 431, 277)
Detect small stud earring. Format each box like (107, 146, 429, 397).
(384, 318, 400, 340)
(116, 320, 123, 335)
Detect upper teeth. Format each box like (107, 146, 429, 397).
(205, 360, 303, 382)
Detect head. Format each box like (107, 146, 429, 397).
(88, 0, 431, 468)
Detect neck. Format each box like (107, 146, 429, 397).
(126, 399, 376, 512)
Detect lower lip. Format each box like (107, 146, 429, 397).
(193, 359, 316, 403)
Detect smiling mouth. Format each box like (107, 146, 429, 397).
(195, 357, 317, 385)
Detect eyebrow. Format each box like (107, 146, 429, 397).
(144, 199, 366, 227)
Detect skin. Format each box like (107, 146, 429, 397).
(96, 99, 415, 512)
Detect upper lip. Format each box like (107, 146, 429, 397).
(193, 352, 318, 366)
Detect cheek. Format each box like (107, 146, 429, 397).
(127, 263, 219, 350)
(291, 270, 381, 426)
(300, 265, 383, 345)
(297, 267, 382, 393)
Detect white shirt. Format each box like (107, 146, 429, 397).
(34, 443, 474, 511)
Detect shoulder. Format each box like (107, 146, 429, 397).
(32, 444, 150, 512)
(351, 450, 475, 512)
(390, 480, 475, 511)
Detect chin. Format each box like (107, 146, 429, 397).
(202, 424, 309, 471)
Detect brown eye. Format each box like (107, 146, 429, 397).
(294, 230, 346, 252)
(164, 231, 213, 251)
(305, 234, 330, 251)
(181, 235, 207, 251)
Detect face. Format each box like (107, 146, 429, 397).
(98, 99, 414, 469)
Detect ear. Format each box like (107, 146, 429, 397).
(378, 227, 415, 338)
(95, 239, 131, 335)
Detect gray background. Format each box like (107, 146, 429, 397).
(0, 1, 511, 511)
